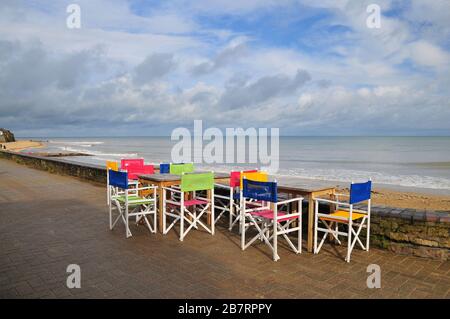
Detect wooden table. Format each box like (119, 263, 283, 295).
(276, 179, 337, 253)
(138, 172, 230, 233)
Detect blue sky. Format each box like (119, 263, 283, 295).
(0, 0, 449, 136)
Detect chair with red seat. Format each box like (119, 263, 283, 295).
(120, 158, 144, 171)
(126, 163, 154, 180)
(240, 178, 303, 261)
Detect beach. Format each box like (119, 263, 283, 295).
(0, 140, 44, 152)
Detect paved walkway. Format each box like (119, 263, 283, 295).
(0, 158, 449, 299)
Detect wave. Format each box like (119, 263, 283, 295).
(199, 164, 450, 190)
(49, 140, 104, 148)
(57, 146, 138, 158)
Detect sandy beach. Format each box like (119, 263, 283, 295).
(0, 140, 44, 152)
(338, 187, 450, 211)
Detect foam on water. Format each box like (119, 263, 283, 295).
(33, 136, 450, 191)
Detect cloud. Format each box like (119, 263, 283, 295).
(191, 40, 249, 75)
(133, 53, 176, 85)
(219, 69, 311, 109)
(408, 41, 450, 68)
(0, 0, 449, 136)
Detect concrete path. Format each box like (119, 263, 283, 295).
(0, 159, 449, 298)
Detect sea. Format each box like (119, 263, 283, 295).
(23, 136, 450, 194)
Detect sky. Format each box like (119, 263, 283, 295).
(0, 0, 449, 137)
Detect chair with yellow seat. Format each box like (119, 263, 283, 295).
(314, 180, 372, 262)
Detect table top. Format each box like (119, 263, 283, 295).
(138, 172, 229, 182)
(139, 172, 337, 193)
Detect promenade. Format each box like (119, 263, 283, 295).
(0, 158, 449, 298)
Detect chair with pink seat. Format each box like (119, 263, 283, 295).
(240, 178, 303, 261)
(162, 172, 215, 241)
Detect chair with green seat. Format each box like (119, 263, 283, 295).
(162, 172, 215, 241)
(108, 170, 157, 238)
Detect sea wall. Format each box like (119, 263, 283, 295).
(369, 207, 449, 260)
(1, 150, 449, 260)
(0, 150, 107, 184)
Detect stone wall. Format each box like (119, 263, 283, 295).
(0, 150, 107, 184)
(1, 149, 449, 260)
(369, 206, 449, 260)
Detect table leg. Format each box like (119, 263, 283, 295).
(307, 193, 314, 252)
(158, 185, 164, 233)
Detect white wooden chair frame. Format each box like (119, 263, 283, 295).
(314, 194, 371, 262)
(109, 185, 157, 238)
(162, 187, 215, 241)
(241, 197, 303, 261)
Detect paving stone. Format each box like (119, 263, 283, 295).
(1, 158, 449, 299)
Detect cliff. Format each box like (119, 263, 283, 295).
(0, 128, 16, 143)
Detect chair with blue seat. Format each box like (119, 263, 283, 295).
(162, 172, 214, 241)
(314, 180, 372, 262)
(240, 178, 303, 261)
(108, 170, 157, 238)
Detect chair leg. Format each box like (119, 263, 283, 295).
(346, 223, 352, 263)
(162, 189, 167, 235)
(126, 205, 132, 238)
(298, 212, 302, 254)
(180, 205, 184, 242)
(240, 213, 245, 250)
(273, 218, 279, 261)
(109, 201, 113, 230)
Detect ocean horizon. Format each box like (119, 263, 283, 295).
(19, 136, 450, 193)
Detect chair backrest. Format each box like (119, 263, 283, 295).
(120, 158, 144, 170)
(106, 160, 119, 172)
(170, 163, 194, 175)
(109, 170, 128, 189)
(230, 170, 257, 187)
(126, 164, 154, 180)
(243, 179, 277, 203)
(240, 171, 268, 189)
(181, 172, 214, 192)
(349, 181, 372, 204)
(159, 163, 170, 174)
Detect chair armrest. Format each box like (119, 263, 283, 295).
(277, 197, 303, 206)
(214, 183, 231, 189)
(314, 197, 351, 207)
(162, 187, 182, 194)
